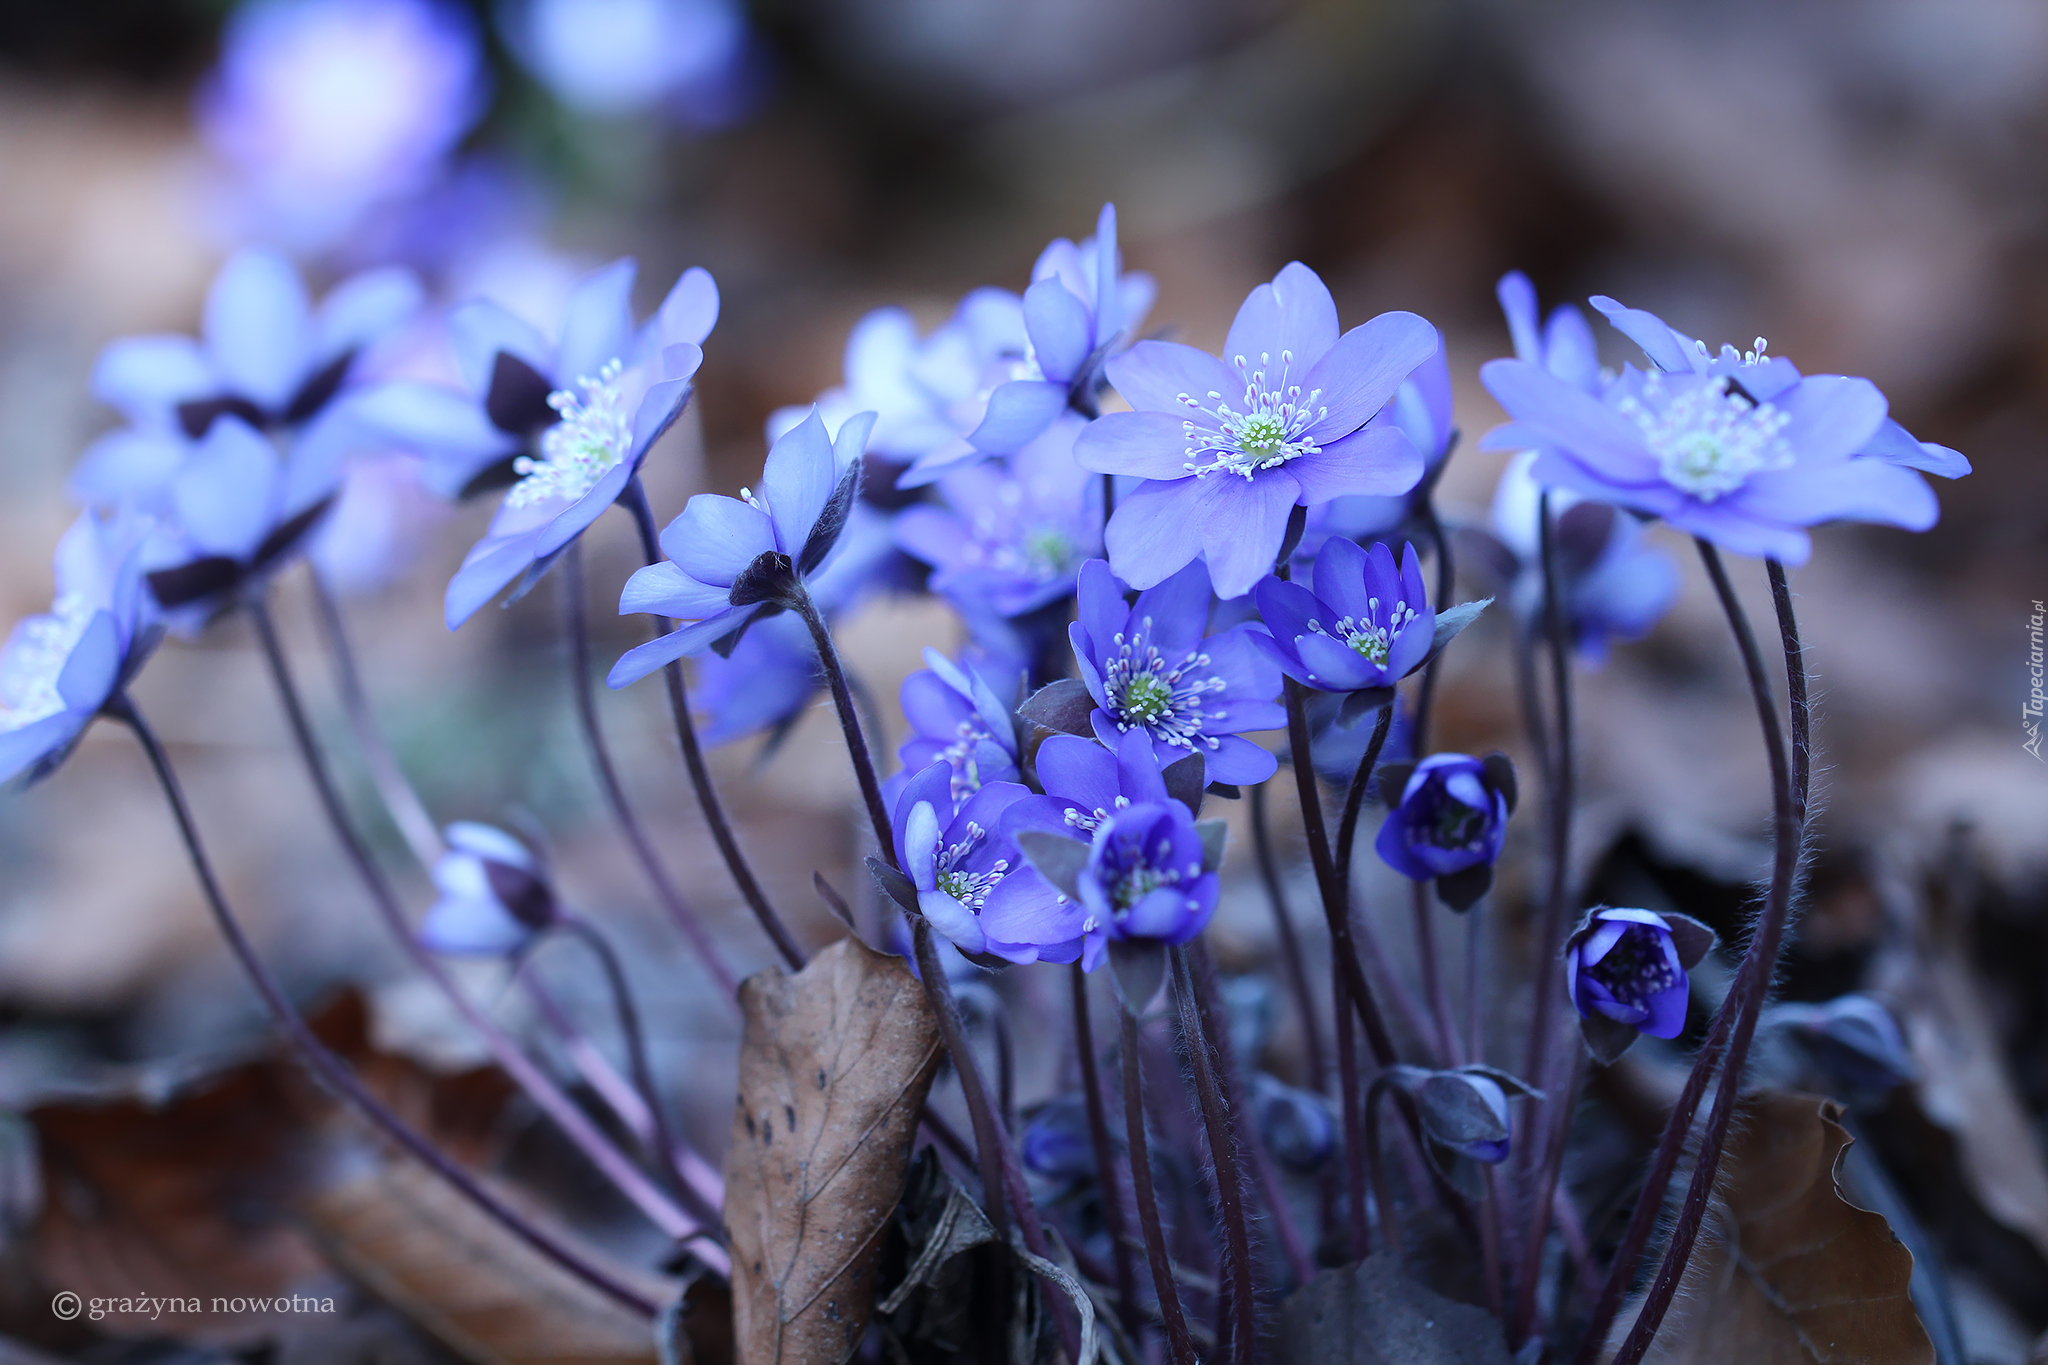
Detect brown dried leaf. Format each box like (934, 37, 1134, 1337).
(725, 937, 942, 1365)
(1620, 1090, 1932, 1365)
(300, 1159, 667, 1365)
(1278, 1252, 1511, 1364)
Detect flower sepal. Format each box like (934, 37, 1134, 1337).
(1108, 938, 1169, 1014)
(1017, 677, 1096, 739)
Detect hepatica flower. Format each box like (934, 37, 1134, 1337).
(1565, 906, 1717, 1064)
(0, 512, 160, 787)
(1482, 289, 1960, 563)
(894, 413, 1101, 618)
(198, 0, 485, 254)
(1252, 538, 1436, 694)
(896, 648, 1022, 804)
(1375, 752, 1516, 910)
(426, 262, 718, 627)
(1069, 559, 1284, 786)
(418, 822, 558, 955)
(1077, 262, 1437, 597)
(608, 408, 876, 686)
(888, 760, 1048, 959)
(502, 0, 751, 123)
(958, 203, 1155, 461)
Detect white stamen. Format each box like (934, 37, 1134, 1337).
(506, 359, 633, 508)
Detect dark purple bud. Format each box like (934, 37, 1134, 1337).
(1251, 1074, 1336, 1173)
(1565, 907, 1717, 1063)
(419, 822, 557, 956)
(1770, 993, 1914, 1101)
(1020, 1095, 1096, 1183)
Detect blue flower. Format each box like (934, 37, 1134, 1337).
(419, 822, 558, 955)
(893, 412, 1102, 618)
(136, 415, 349, 630)
(1481, 292, 1955, 563)
(1064, 800, 1219, 965)
(198, 0, 486, 255)
(426, 263, 719, 628)
(0, 512, 160, 787)
(501, 0, 755, 124)
(1487, 451, 1677, 664)
(1251, 538, 1435, 693)
(1374, 753, 1513, 910)
(1565, 907, 1712, 1056)
(890, 760, 1046, 958)
(895, 648, 1023, 804)
(607, 408, 876, 686)
(357, 258, 717, 500)
(955, 203, 1155, 461)
(1075, 262, 1436, 597)
(1069, 559, 1285, 786)
(1496, 271, 1601, 393)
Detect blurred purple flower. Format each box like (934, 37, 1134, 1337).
(608, 408, 876, 686)
(1482, 291, 1955, 563)
(0, 512, 160, 787)
(419, 822, 558, 955)
(895, 647, 1022, 804)
(1487, 451, 1677, 663)
(1374, 752, 1513, 909)
(893, 413, 1101, 618)
(1077, 262, 1435, 597)
(958, 203, 1154, 460)
(358, 258, 718, 501)
(1069, 559, 1284, 786)
(501, 0, 760, 126)
(1496, 271, 1601, 393)
(199, 0, 486, 255)
(1251, 539, 1435, 693)
(307, 452, 452, 597)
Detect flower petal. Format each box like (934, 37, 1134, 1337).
(1074, 410, 1194, 480)
(1224, 262, 1339, 373)
(1104, 481, 1204, 589)
(1304, 311, 1440, 440)
(661, 494, 775, 586)
(1292, 425, 1424, 505)
(450, 300, 551, 394)
(1194, 473, 1301, 599)
(968, 378, 1066, 455)
(556, 258, 639, 386)
(1102, 340, 1239, 417)
(1023, 276, 1093, 383)
(205, 248, 311, 411)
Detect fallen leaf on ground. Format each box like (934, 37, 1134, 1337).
(301, 1158, 668, 1365)
(1615, 1089, 1932, 1365)
(1278, 1252, 1510, 1364)
(725, 937, 942, 1365)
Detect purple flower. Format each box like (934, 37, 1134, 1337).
(419, 822, 558, 955)
(607, 408, 876, 686)
(1481, 293, 1953, 564)
(1251, 539, 1436, 693)
(1496, 271, 1601, 393)
(87, 248, 422, 451)
(1068, 801, 1221, 967)
(957, 203, 1155, 461)
(358, 258, 718, 501)
(1068, 559, 1284, 786)
(136, 415, 348, 630)
(501, 0, 753, 123)
(198, 0, 486, 255)
(307, 452, 452, 597)
(893, 413, 1101, 618)
(0, 512, 160, 787)
(1374, 752, 1515, 910)
(1587, 294, 1971, 480)
(1487, 451, 1677, 663)
(1565, 907, 1716, 1062)
(419, 263, 719, 627)
(895, 648, 1023, 804)
(890, 761, 1048, 958)
(1075, 262, 1436, 597)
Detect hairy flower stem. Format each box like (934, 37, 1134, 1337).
(1282, 680, 1398, 1067)
(552, 916, 715, 1224)
(1606, 542, 1806, 1365)
(560, 545, 739, 1003)
(305, 569, 443, 869)
(622, 477, 806, 970)
(111, 697, 658, 1318)
(1249, 781, 1328, 1096)
(1511, 491, 1580, 1339)
(791, 590, 896, 868)
(246, 599, 708, 1252)
(1121, 1005, 1197, 1365)
(1172, 948, 1258, 1364)
(1071, 964, 1143, 1343)
(1332, 703, 1396, 889)
(1188, 941, 1314, 1284)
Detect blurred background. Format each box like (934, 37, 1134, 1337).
(0, 0, 2044, 1358)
